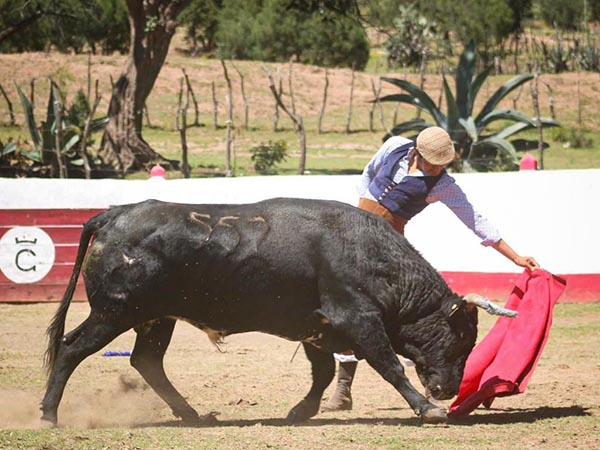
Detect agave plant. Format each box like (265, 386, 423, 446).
(0, 138, 41, 177)
(379, 40, 560, 171)
(15, 79, 108, 177)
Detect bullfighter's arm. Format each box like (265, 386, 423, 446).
(430, 178, 539, 270)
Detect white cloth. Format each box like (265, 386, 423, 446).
(333, 353, 359, 363)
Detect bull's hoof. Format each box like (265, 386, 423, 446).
(197, 411, 220, 426)
(286, 399, 320, 424)
(40, 415, 57, 428)
(420, 406, 448, 424)
(179, 410, 219, 426)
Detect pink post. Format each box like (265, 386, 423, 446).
(519, 154, 538, 171)
(150, 164, 167, 179)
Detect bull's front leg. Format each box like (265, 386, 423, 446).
(339, 313, 446, 423)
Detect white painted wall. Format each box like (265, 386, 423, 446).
(1, 169, 598, 275)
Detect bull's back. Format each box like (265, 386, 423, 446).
(82, 199, 361, 333)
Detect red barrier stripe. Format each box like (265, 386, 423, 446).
(0, 283, 86, 302)
(0, 266, 82, 284)
(2, 272, 598, 303)
(0, 209, 104, 226)
(1, 209, 598, 304)
(0, 226, 84, 244)
(441, 272, 600, 303)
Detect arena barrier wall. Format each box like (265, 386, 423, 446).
(1, 169, 598, 303)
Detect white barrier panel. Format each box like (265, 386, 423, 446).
(0, 170, 598, 302)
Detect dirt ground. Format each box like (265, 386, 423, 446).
(0, 300, 598, 450)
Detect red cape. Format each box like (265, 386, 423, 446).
(448, 269, 566, 417)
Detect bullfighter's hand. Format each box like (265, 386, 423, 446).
(515, 256, 540, 271)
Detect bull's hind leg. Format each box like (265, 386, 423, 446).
(286, 343, 335, 423)
(41, 315, 123, 425)
(130, 318, 203, 423)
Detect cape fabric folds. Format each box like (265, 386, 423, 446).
(448, 269, 566, 417)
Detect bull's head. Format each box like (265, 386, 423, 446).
(390, 293, 516, 400)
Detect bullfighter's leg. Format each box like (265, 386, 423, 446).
(130, 318, 206, 424)
(286, 343, 335, 423)
(332, 312, 447, 424)
(41, 315, 124, 425)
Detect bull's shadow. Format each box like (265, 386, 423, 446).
(137, 405, 590, 429)
(138, 415, 421, 429)
(449, 405, 590, 425)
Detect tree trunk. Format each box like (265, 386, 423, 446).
(99, 0, 191, 176)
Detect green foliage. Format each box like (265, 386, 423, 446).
(67, 90, 91, 129)
(534, 31, 572, 73)
(12, 80, 108, 177)
(551, 126, 593, 148)
(432, 0, 515, 64)
(250, 140, 288, 174)
(385, 3, 435, 68)
(379, 40, 560, 172)
(84, 0, 130, 54)
(215, 0, 369, 69)
(575, 42, 600, 71)
(537, 0, 600, 30)
(298, 11, 370, 69)
(0, 137, 42, 177)
(180, 0, 222, 55)
(573, 31, 600, 71)
(0, 0, 129, 54)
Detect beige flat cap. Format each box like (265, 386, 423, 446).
(416, 127, 456, 165)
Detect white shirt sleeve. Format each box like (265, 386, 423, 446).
(427, 175, 502, 246)
(358, 136, 413, 199)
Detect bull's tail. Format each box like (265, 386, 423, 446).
(43, 210, 113, 375)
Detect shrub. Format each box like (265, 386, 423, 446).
(551, 127, 593, 148)
(250, 140, 288, 174)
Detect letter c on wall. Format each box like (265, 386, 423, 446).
(0, 227, 55, 283)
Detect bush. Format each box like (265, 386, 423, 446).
(250, 140, 288, 174)
(385, 4, 435, 68)
(216, 0, 369, 69)
(537, 0, 600, 30)
(551, 127, 593, 148)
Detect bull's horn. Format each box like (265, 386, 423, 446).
(464, 293, 518, 318)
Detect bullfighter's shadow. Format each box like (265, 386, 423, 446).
(137, 405, 589, 428)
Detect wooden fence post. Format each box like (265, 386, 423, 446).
(231, 61, 249, 130)
(289, 58, 297, 128)
(211, 81, 219, 130)
(317, 68, 329, 134)
(221, 59, 234, 177)
(30, 78, 35, 116)
(52, 83, 67, 179)
(345, 63, 355, 134)
(417, 51, 427, 119)
(531, 61, 544, 170)
(79, 80, 101, 179)
(262, 64, 306, 175)
(182, 68, 200, 127)
(176, 77, 191, 178)
(0, 84, 15, 126)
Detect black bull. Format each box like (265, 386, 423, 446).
(42, 198, 479, 425)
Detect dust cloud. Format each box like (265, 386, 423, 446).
(0, 374, 165, 429)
